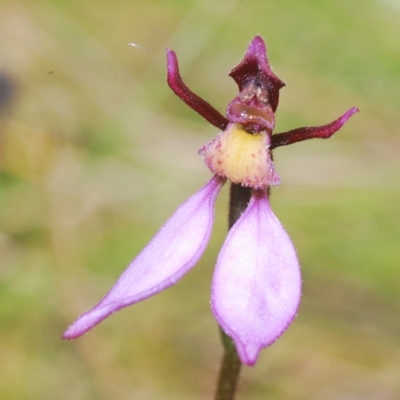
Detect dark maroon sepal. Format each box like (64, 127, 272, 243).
(271, 107, 359, 149)
(166, 49, 229, 130)
(229, 36, 285, 113)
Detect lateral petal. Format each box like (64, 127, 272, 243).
(63, 176, 225, 339)
(211, 190, 301, 365)
(271, 107, 359, 148)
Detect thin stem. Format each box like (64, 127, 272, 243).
(228, 183, 252, 230)
(214, 329, 242, 400)
(214, 183, 251, 400)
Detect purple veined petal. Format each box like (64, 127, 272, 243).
(63, 176, 225, 340)
(211, 190, 301, 366)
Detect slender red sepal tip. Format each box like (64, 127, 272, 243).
(271, 107, 359, 149)
(166, 49, 229, 130)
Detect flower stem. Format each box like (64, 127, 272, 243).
(214, 183, 251, 400)
(228, 183, 252, 230)
(214, 328, 242, 400)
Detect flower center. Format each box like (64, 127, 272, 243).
(226, 79, 276, 132)
(228, 103, 275, 129)
(199, 123, 280, 189)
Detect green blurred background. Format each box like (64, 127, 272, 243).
(1, 0, 399, 398)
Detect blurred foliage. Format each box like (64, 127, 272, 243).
(1, 0, 400, 399)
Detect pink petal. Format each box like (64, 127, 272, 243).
(211, 190, 301, 366)
(63, 176, 225, 339)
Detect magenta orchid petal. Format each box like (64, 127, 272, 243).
(63, 176, 225, 339)
(211, 190, 301, 366)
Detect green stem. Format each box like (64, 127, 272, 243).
(213, 183, 251, 400)
(228, 183, 252, 230)
(214, 329, 242, 400)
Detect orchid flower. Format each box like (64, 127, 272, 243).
(63, 36, 358, 366)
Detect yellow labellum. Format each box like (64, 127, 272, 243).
(200, 123, 280, 189)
